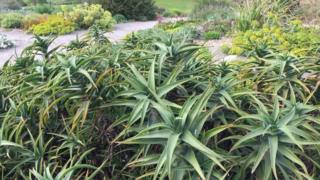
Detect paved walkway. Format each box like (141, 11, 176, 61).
(0, 21, 158, 67)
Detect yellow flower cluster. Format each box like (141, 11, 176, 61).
(29, 15, 76, 36)
(62, 3, 114, 29)
(29, 3, 115, 36)
(229, 20, 320, 57)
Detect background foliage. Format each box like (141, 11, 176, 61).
(100, 0, 157, 21)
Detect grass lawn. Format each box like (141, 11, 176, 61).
(154, 0, 197, 13)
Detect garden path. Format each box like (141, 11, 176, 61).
(195, 38, 248, 63)
(0, 21, 158, 67)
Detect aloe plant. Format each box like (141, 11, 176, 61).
(230, 96, 320, 179)
(120, 89, 228, 179)
(0, 23, 319, 179)
(253, 53, 313, 101)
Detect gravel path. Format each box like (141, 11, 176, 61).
(196, 37, 233, 61)
(106, 21, 157, 42)
(0, 21, 158, 67)
(195, 37, 248, 63)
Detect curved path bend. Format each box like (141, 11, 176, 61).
(0, 21, 158, 67)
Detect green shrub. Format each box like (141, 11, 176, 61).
(62, 3, 114, 29)
(29, 15, 76, 35)
(204, 31, 222, 40)
(157, 20, 198, 31)
(162, 9, 186, 17)
(113, 13, 127, 23)
(33, 4, 55, 14)
(103, 0, 157, 21)
(191, 0, 235, 21)
(236, 0, 300, 31)
(202, 20, 233, 39)
(194, 47, 213, 61)
(220, 43, 231, 54)
(236, 0, 264, 31)
(88, 24, 110, 44)
(1, 13, 23, 28)
(156, 21, 201, 39)
(203, 20, 233, 34)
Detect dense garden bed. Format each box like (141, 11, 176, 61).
(0, 3, 115, 36)
(1, 22, 320, 179)
(0, 0, 320, 179)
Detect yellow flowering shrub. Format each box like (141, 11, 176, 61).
(28, 3, 115, 36)
(29, 15, 76, 36)
(229, 20, 320, 57)
(61, 3, 115, 29)
(22, 14, 48, 30)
